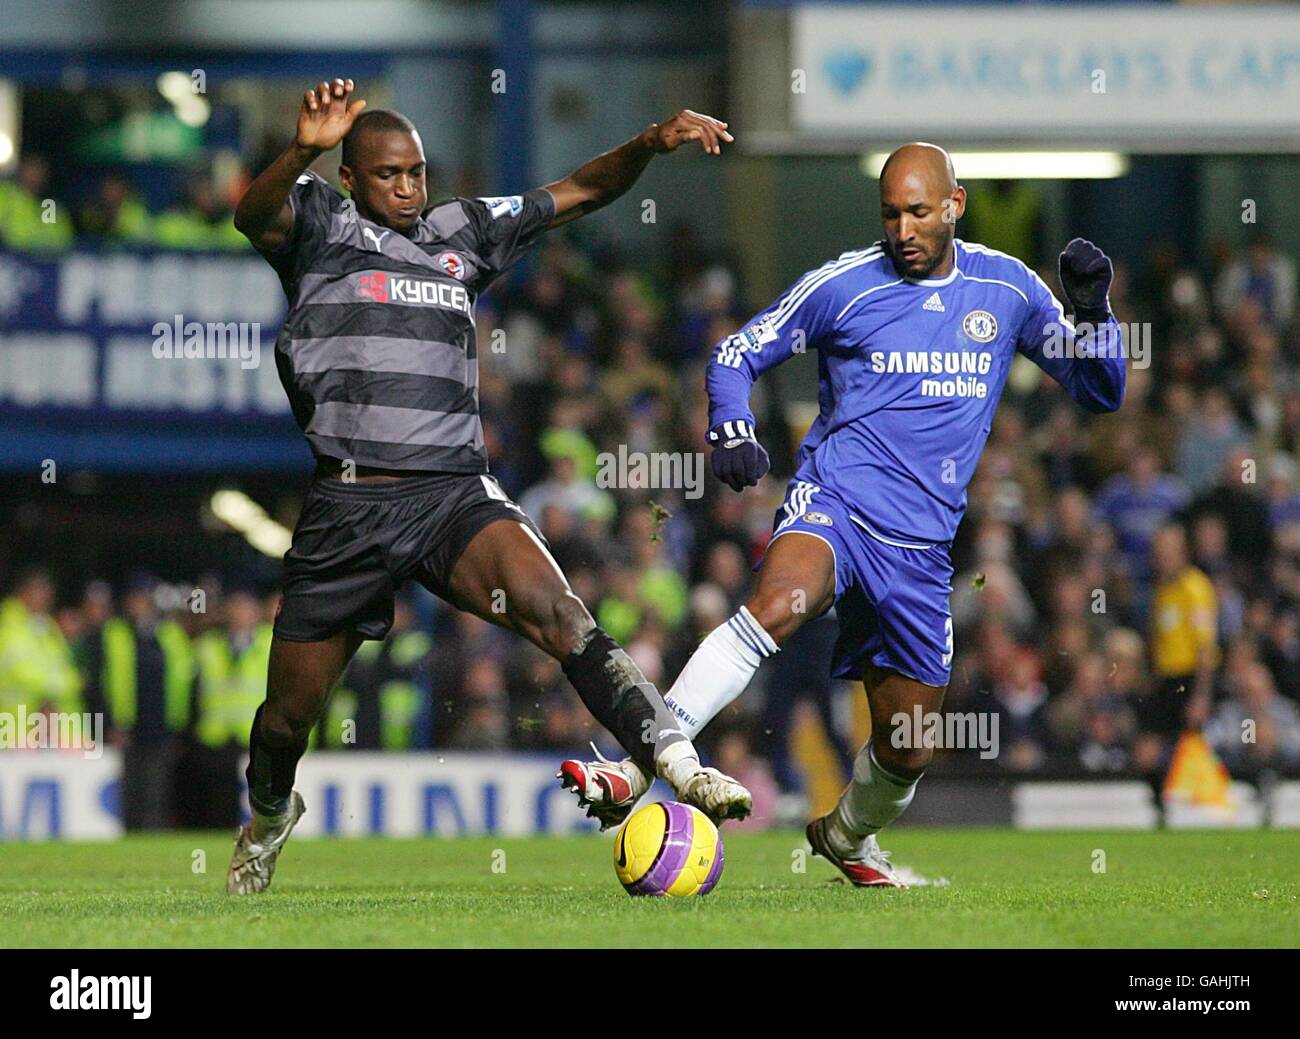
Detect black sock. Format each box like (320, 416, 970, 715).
(561, 626, 691, 774)
(246, 703, 308, 816)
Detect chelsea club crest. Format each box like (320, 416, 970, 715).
(962, 310, 998, 343)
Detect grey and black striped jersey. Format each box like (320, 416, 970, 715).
(257, 171, 555, 472)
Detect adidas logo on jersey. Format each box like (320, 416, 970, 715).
(922, 292, 945, 312)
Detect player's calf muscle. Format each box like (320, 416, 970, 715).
(866, 666, 947, 777)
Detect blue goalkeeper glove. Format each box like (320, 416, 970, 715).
(707, 419, 770, 492)
(1058, 237, 1113, 324)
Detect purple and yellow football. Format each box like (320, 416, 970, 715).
(613, 801, 724, 897)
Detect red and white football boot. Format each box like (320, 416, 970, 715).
(806, 815, 909, 889)
(557, 745, 651, 831)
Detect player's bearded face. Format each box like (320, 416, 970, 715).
(344, 130, 428, 233)
(880, 185, 958, 279)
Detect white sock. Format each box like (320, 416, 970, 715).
(654, 740, 702, 790)
(665, 606, 778, 739)
(649, 606, 778, 781)
(827, 742, 919, 855)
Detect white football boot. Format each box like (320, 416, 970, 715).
(557, 744, 651, 830)
(226, 791, 306, 895)
(656, 741, 753, 824)
(806, 815, 908, 888)
(674, 766, 754, 823)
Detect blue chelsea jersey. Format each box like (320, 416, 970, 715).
(707, 239, 1126, 544)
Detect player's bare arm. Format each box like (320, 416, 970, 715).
(542, 109, 733, 227)
(234, 77, 367, 251)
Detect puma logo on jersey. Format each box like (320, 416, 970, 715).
(923, 292, 945, 312)
(362, 227, 390, 252)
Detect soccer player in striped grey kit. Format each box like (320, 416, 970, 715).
(563, 143, 1128, 886)
(226, 77, 750, 893)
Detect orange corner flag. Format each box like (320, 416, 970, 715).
(1163, 731, 1232, 807)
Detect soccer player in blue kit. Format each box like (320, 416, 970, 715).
(561, 142, 1127, 886)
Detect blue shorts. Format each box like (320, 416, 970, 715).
(763, 479, 954, 688)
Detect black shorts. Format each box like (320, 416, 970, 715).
(1134, 674, 1193, 735)
(274, 471, 543, 642)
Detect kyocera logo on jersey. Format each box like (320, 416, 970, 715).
(962, 310, 998, 342)
(357, 271, 471, 314)
(435, 251, 466, 280)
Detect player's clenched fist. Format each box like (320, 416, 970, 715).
(708, 420, 769, 492)
(297, 78, 367, 154)
(1058, 237, 1113, 323)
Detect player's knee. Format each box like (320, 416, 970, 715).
(872, 737, 932, 779)
(261, 699, 314, 745)
(263, 677, 333, 742)
(529, 590, 595, 660)
(745, 586, 806, 646)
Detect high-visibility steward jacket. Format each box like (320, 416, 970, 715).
(100, 617, 193, 732)
(151, 208, 248, 251)
(379, 630, 429, 749)
(0, 597, 83, 713)
(323, 631, 430, 749)
(0, 180, 74, 253)
(962, 184, 1041, 264)
(108, 196, 153, 243)
(195, 625, 272, 748)
(323, 685, 356, 749)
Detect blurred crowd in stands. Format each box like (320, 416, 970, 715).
(4, 158, 1300, 831)
(0, 153, 248, 252)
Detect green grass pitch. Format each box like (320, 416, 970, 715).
(3, 829, 1296, 948)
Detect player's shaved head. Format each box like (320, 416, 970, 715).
(339, 108, 428, 234)
(878, 141, 965, 280)
(879, 142, 957, 196)
(341, 109, 419, 169)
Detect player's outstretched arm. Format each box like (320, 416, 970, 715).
(235, 78, 367, 252)
(542, 110, 733, 228)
